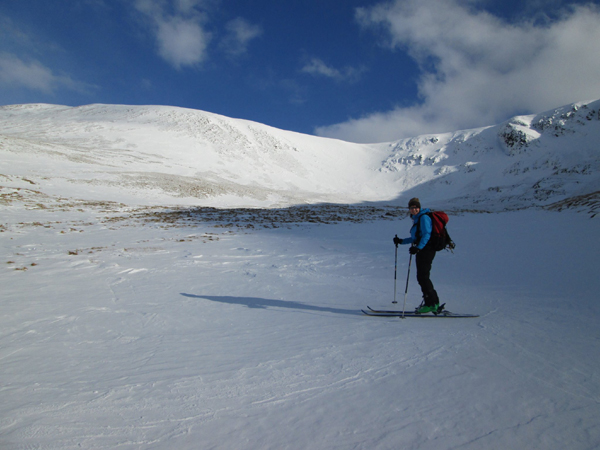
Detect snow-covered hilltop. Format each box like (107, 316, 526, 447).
(0, 103, 390, 208)
(382, 99, 600, 211)
(1, 99, 599, 211)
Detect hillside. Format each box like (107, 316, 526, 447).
(1, 99, 599, 212)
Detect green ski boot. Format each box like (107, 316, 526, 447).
(415, 303, 440, 314)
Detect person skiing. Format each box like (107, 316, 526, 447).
(393, 198, 440, 314)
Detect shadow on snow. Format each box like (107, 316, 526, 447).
(180, 293, 360, 316)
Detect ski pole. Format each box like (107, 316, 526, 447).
(392, 238, 399, 304)
(401, 253, 413, 319)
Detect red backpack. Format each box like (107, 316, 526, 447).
(418, 211, 455, 252)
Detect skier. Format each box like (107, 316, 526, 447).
(393, 198, 440, 314)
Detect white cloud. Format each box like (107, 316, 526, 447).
(135, 1, 261, 67)
(0, 53, 93, 94)
(302, 58, 339, 79)
(316, 0, 600, 143)
(174, 0, 208, 14)
(156, 17, 210, 68)
(301, 58, 366, 83)
(220, 17, 262, 57)
(135, 0, 212, 69)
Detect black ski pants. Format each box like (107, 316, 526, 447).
(415, 247, 439, 305)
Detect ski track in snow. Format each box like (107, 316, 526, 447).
(1, 203, 600, 450)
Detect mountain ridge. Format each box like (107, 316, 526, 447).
(1, 99, 598, 212)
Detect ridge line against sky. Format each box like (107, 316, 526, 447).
(1, 0, 599, 143)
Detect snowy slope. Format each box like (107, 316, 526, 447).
(380, 99, 600, 210)
(1, 99, 599, 210)
(0, 103, 392, 207)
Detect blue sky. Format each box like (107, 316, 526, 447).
(1, 0, 599, 142)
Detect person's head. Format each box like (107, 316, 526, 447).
(408, 197, 421, 216)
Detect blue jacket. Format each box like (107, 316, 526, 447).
(401, 208, 432, 250)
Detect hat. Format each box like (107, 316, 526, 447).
(408, 197, 421, 209)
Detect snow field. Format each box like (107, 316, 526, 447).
(1, 207, 599, 449)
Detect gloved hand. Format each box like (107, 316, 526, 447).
(409, 246, 420, 255)
(393, 236, 402, 246)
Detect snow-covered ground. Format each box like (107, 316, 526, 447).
(1, 99, 599, 449)
(1, 203, 599, 449)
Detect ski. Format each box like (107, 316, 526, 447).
(368, 304, 445, 314)
(367, 305, 413, 314)
(362, 310, 479, 318)
(363, 306, 479, 318)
